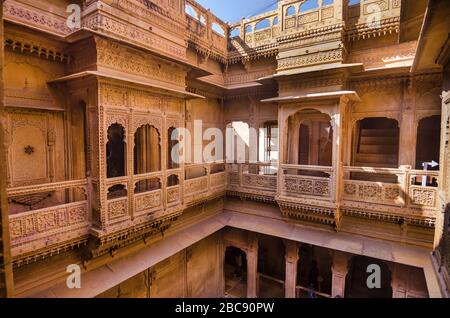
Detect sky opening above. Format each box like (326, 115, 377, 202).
(194, 0, 278, 23)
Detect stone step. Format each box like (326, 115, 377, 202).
(360, 128, 398, 137)
(359, 136, 399, 145)
(358, 144, 398, 154)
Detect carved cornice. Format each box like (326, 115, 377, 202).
(342, 207, 436, 228)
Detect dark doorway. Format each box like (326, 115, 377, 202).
(224, 246, 247, 298)
(345, 256, 392, 298)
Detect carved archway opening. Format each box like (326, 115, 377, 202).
(167, 174, 180, 187)
(286, 109, 333, 177)
(224, 246, 247, 298)
(107, 184, 127, 200)
(106, 123, 126, 179)
(134, 124, 161, 175)
(296, 244, 333, 298)
(415, 115, 441, 170)
(345, 256, 392, 298)
(134, 177, 161, 194)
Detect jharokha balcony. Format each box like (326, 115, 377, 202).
(6, 161, 228, 266)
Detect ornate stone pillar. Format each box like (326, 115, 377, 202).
(0, 0, 14, 297)
(246, 233, 258, 298)
(331, 251, 350, 298)
(284, 240, 299, 298)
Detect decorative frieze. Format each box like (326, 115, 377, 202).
(278, 48, 344, 71)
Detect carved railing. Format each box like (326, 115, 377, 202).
(184, 162, 227, 206)
(7, 179, 90, 258)
(342, 167, 439, 208)
(341, 166, 439, 226)
(346, 0, 401, 39)
(105, 168, 186, 227)
(226, 163, 278, 202)
(229, 10, 279, 49)
(185, 0, 229, 61)
(280, 164, 334, 201)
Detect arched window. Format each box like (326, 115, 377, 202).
(135, 178, 161, 194)
(106, 124, 126, 178)
(168, 127, 180, 170)
(273, 16, 279, 26)
(134, 124, 161, 175)
(245, 25, 253, 34)
(185, 4, 198, 19)
(286, 6, 296, 16)
(300, 0, 319, 12)
(255, 19, 271, 31)
(167, 175, 180, 187)
(212, 22, 225, 37)
(230, 28, 240, 38)
(107, 185, 127, 200)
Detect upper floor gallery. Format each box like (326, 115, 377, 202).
(2, 0, 449, 272)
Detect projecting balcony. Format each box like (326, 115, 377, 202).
(226, 163, 278, 203)
(6, 180, 90, 265)
(5, 161, 228, 265)
(341, 166, 439, 227)
(225, 162, 440, 230)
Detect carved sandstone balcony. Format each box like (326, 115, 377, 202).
(227, 163, 278, 202)
(6, 162, 228, 265)
(341, 166, 438, 227)
(185, 0, 229, 62)
(6, 180, 90, 266)
(184, 163, 228, 207)
(226, 163, 439, 230)
(277, 164, 337, 226)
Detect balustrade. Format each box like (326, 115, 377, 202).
(342, 166, 439, 210)
(226, 163, 278, 202)
(280, 164, 334, 201)
(7, 179, 89, 258)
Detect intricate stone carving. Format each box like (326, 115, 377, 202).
(108, 198, 128, 220)
(96, 38, 185, 87)
(343, 180, 402, 205)
(409, 187, 436, 207)
(167, 187, 180, 204)
(9, 202, 89, 244)
(135, 191, 162, 214)
(284, 176, 330, 197)
(242, 174, 277, 190)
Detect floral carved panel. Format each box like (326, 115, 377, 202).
(284, 175, 330, 198)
